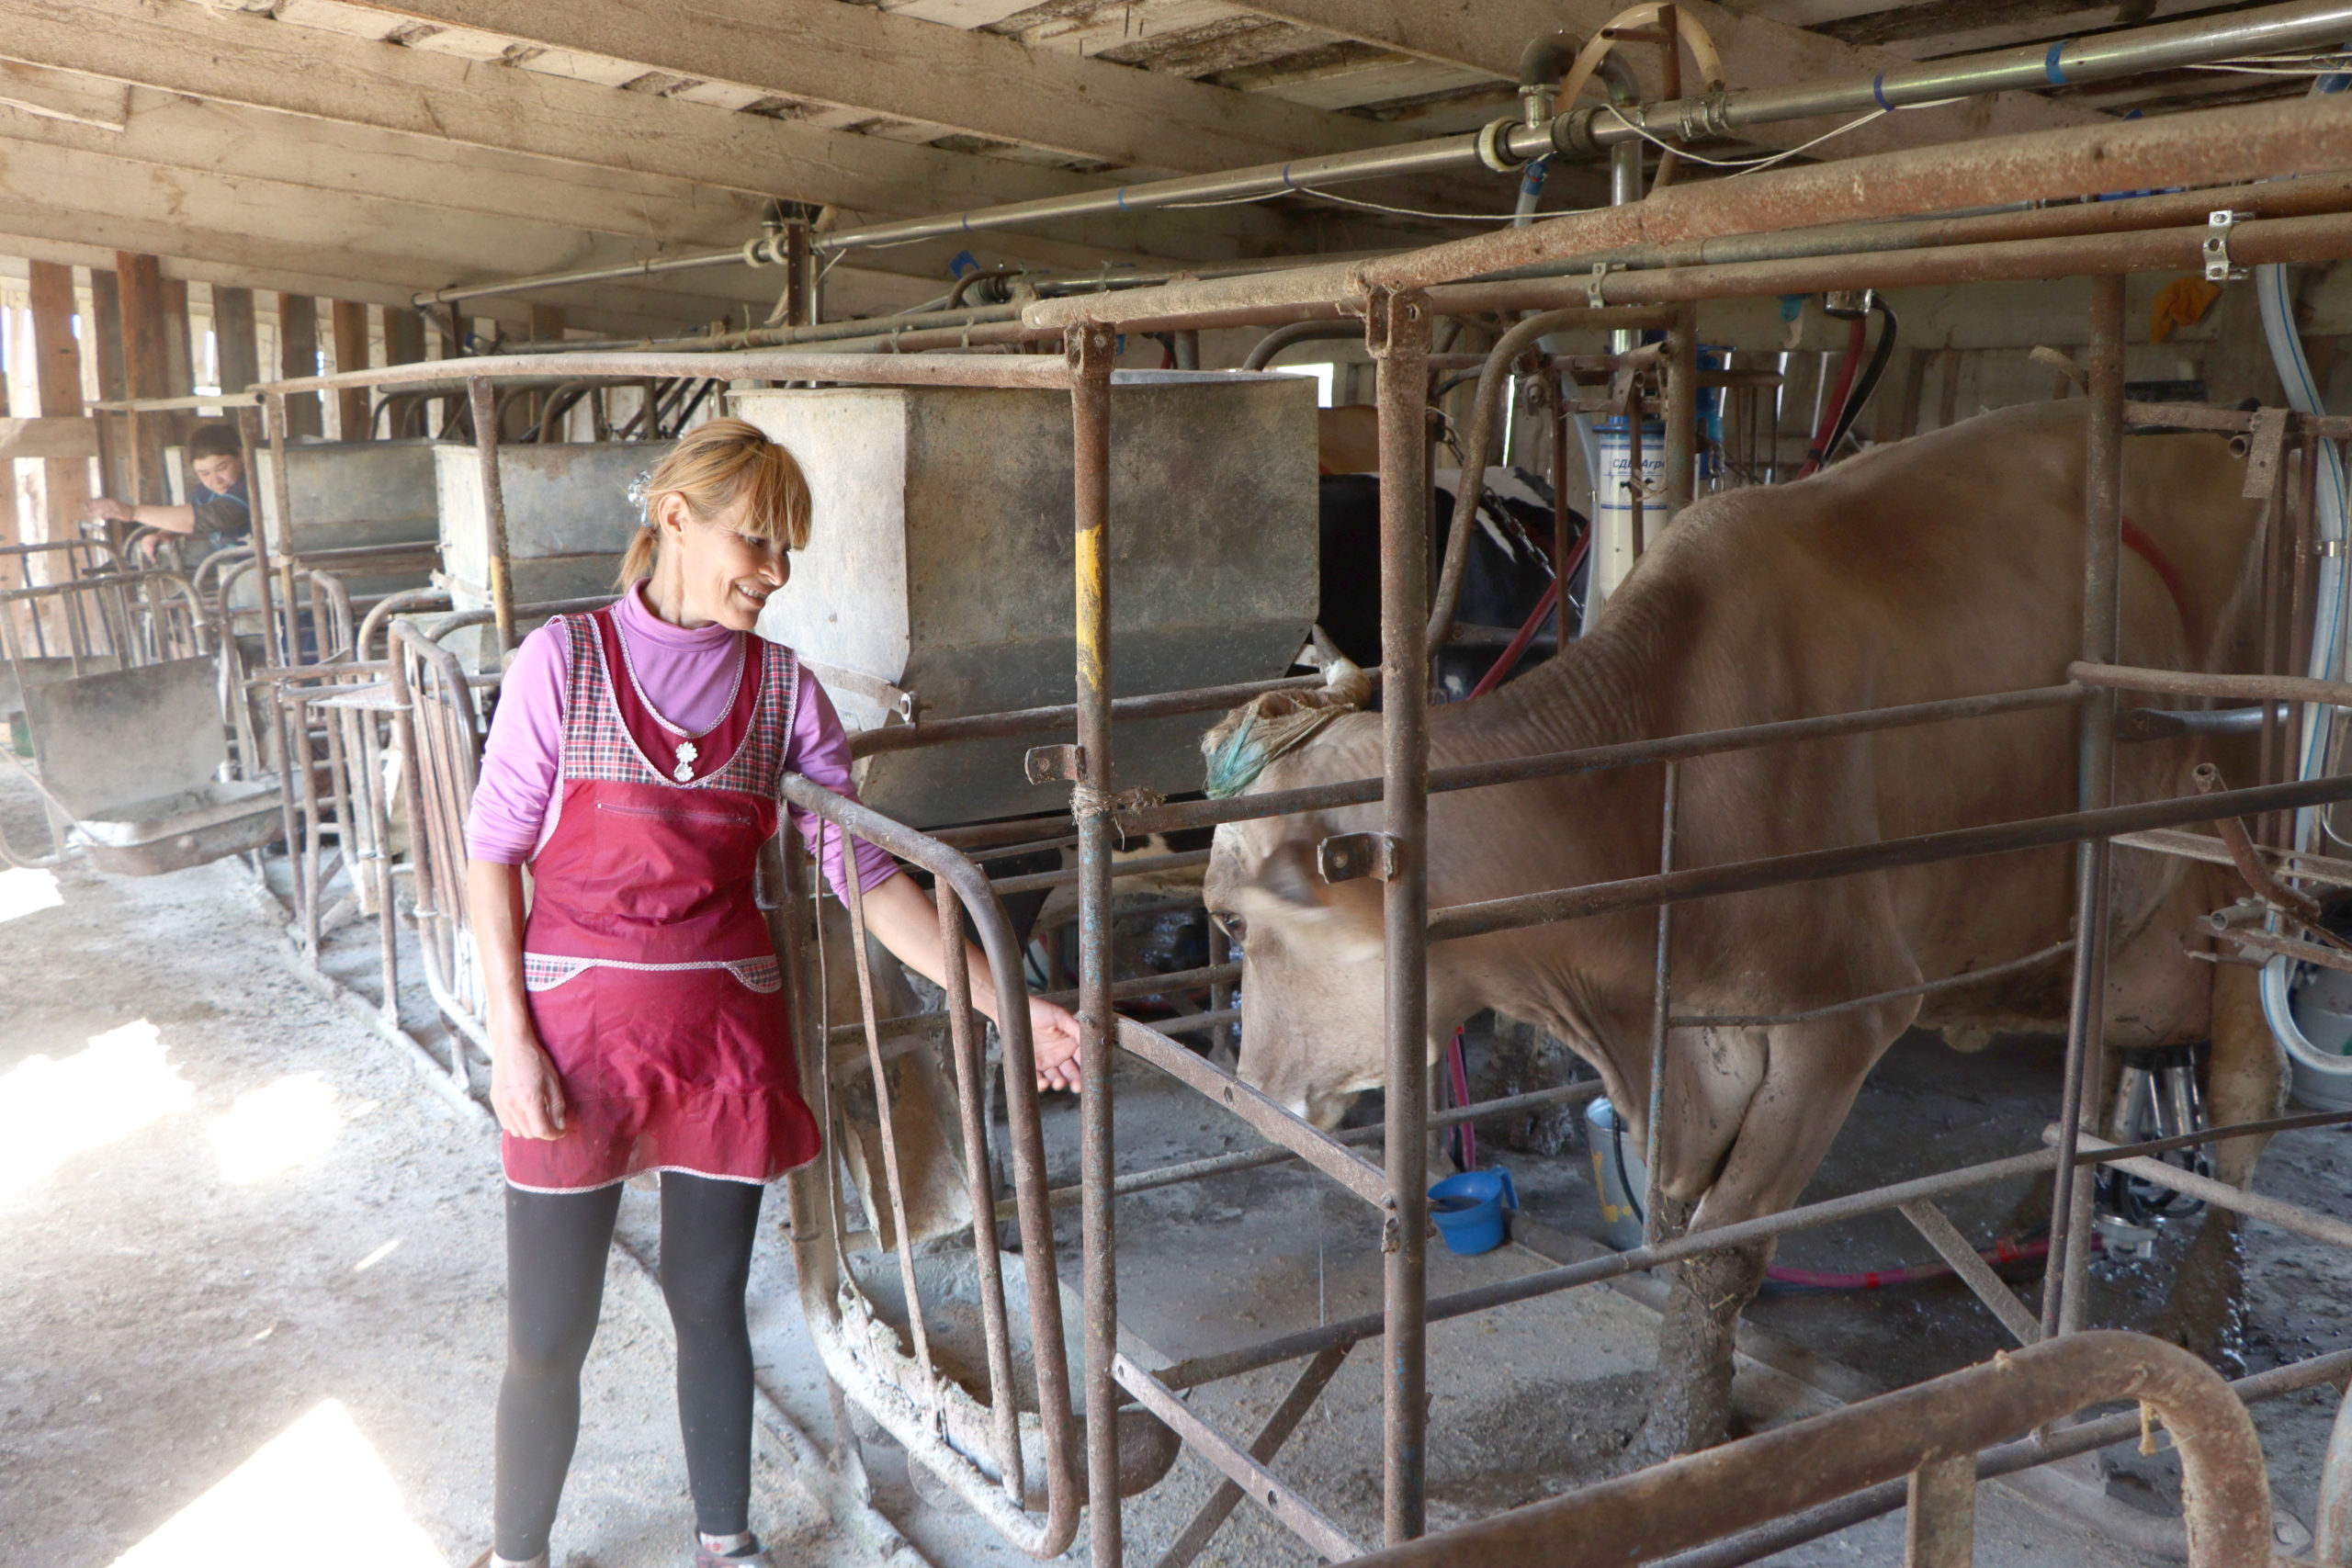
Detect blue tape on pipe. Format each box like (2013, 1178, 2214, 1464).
(1872, 73, 1894, 112)
(2045, 40, 2069, 85)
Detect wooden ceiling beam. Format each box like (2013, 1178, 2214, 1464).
(0, 124, 957, 336)
(0, 0, 1363, 268)
(1220, 0, 2104, 158)
(325, 0, 1426, 177)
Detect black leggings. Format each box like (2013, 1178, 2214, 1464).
(495, 1173, 766, 1561)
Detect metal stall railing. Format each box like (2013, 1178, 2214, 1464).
(1349, 1330, 2274, 1568)
(232, 93, 2352, 1557)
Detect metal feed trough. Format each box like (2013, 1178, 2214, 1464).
(736, 372, 1317, 827)
(249, 438, 444, 613)
(2, 568, 278, 875)
(434, 437, 671, 671)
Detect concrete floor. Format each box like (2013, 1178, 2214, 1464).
(6, 758, 2349, 1567)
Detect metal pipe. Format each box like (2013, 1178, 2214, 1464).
(1666, 1347, 2352, 1568)
(1242, 321, 1362, 372)
(1157, 1147, 2062, 1391)
(934, 877, 1023, 1506)
(2046, 272, 2127, 1341)
(1426, 307, 1667, 650)
(993, 1083, 1605, 1219)
(261, 348, 1073, 398)
(1664, 304, 1698, 512)
(1025, 92, 2352, 330)
(1115, 1019, 1388, 1204)
(261, 394, 299, 668)
(1642, 761, 1676, 1245)
(1371, 286, 1434, 1545)
(2062, 1129, 2352, 1250)
(1476, 171, 2352, 285)
(849, 669, 1363, 760)
(235, 404, 283, 671)
(1426, 769, 2352, 944)
(467, 379, 515, 659)
(775, 776, 1079, 1553)
(1066, 321, 1122, 1568)
(1124, 682, 2086, 840)
(1604, 0, 2352, 156)
(2073, 657, 2352, 707)
(1342, 1332, 2270, 1568)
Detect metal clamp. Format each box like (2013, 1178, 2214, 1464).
(1317, 830, 1399, 884)
(1587, 261, 1611, 310)
(1023, 743, 1084, 784)
(2204, 209, 2252, 283)
(2320, 538, 2349, 558)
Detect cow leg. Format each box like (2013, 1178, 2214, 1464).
(1628, 1015, 1885, 1463)
(2154, 961, 2280, 1357)
(1626, 1193, 1770, 1468)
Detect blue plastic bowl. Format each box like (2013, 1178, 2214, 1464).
(1428, 1168, 1518, 1257)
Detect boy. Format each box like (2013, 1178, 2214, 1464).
(92, 423, 253, 560)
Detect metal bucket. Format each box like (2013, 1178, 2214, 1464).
(1587, 1096, 1646, 1251)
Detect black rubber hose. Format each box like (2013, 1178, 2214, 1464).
(1822, 297, 1901, 461)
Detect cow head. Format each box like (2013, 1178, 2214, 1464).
(1204, 816, 1387, 1128)
(1199, 633, 1390, 1127)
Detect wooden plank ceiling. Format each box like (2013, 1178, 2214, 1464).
(0, 0, 2315, 333)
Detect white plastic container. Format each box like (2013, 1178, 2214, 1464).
(2269, 955, 2352, 1110)
(1588, 417, 1668, 614)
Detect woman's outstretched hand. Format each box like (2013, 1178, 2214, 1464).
(1027, 996, 1085, 1091)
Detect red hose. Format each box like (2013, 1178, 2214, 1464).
(1762, 1234, 2051, 1293)
(1792, 315, 1868, 480)
(1466, 525, 1591, 700)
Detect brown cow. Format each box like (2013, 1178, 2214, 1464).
(1203, 400, 2282, 1460)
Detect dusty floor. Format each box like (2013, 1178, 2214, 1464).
(8, 750, 2351, 1568)
(0, 774, 845, 1568)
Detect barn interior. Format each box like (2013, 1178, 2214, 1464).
(17, 3, 2352, 1567)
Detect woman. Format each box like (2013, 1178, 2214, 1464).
(464, 418, 1083, 1568)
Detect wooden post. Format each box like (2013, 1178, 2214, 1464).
(161, 276, 193, 397)
(382, 307, 426, 437)
(526, 304, 563, 435)
(115, 252, 169, 503)
(213, 287, 259, 394)
(277, 293, 322, 438)
(383, 307, 425, 367)
(331, 299, 371, 440)
(87, 267, 126, 507)
(24, 263, 86, 589)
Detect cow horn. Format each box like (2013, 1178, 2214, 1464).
(1201, 626, 1368, 798)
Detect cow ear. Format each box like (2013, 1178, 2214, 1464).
(1236, 835, 1384, 964)
(1256, 837, 1328, 908)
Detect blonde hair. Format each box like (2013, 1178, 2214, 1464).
(616, 417, 813, 589)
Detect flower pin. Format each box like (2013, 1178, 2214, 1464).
(673, 739, 699, 783)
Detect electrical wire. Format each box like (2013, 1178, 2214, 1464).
(1599, 106, 1889, 175)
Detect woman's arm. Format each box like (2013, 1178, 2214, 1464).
(854, 874, 1085, 1091)
(467, 859, 570, 1137)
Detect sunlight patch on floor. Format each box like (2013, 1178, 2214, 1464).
(113, 1399, 444, 1568)
(209, 1071, 343, 1184)
(0, 864, 62, 923)
(0, 1019, 192, 1200)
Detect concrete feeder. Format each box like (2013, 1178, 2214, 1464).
(735, 372, 1318, 828)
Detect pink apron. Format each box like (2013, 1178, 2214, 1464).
(506, 606, 822, 1193)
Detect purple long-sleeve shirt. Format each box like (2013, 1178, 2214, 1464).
(465, 581, 899, 899)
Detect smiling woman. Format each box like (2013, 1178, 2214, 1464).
(456, 417, 1084, 1568)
